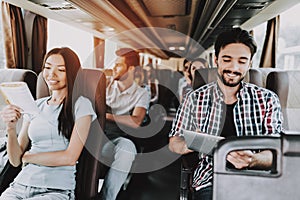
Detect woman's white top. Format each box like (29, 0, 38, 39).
(15, 96, 96, 190)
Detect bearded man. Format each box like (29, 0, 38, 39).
(169, 28, 283, 200)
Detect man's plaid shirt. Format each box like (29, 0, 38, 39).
(169, 81, 283, 190)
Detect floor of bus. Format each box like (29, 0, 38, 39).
(117, 158, 181, 200)
(116, 119, 181, 200)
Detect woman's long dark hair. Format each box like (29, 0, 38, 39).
(42, 47, 81, 140)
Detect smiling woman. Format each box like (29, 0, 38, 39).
(0, 47, 97, 200)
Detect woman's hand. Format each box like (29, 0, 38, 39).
(22, 151, 30, 163)
(0, 105, 23, 130)
(22, 151, 31, 167)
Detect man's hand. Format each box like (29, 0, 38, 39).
(169, 136, 194, 155)
(227, 149, 273, 170)
(226, 150, 254, 169)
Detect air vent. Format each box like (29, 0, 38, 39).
(28, 0, 76, 10)
(141, 0, 191, 17)
(48, 6, 76, 10)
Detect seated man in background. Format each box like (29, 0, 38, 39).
(169, 28, 283, 200)
(100, 48, 150, 200)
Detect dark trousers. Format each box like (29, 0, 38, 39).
(192, 186, 213, 200)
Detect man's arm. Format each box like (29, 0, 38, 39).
(106, 106, 146, 128)
(227, 150, 273, 170)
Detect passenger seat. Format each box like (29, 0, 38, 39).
(266, 70, 300, 131)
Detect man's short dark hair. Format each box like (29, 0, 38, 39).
(214, 28, 257, 58)
(115, 48, 139, 67)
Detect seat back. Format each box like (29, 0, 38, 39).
(36, 68, 106, 199)
(0, 69, 37, 194)
(0, 68, 37, 99)
(156, 69, 180, 113)
(213, 132, 300, 200)
(266, 70, 300, 131)
(0, 69, 37, 134)
(249, 68, 284, 88)
(192, 68, 218, 90)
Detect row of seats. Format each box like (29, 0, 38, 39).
(0, 68, 181, 199)
(1, 67, 299, 199)
(0, 68, 106, 199)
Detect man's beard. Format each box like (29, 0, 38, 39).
(218, 69, 244, 87)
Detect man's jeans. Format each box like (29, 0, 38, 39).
(192, 186, 213, 200)
(100, 137, 137, 200)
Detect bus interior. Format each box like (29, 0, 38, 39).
(1, 0, 300, 199)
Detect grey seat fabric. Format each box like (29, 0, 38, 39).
(0, 68, 37, 137)
(266, 70, 300, 131)
(249, 68, 283, 88)
(0, 68, 37, 99)
(0, 69, 37, 194)
(213, 132, 300, 200)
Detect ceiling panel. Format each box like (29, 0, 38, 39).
(141, 0, 191, 17)
(4, 0, 300, 58)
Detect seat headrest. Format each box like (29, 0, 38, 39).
(0, 69, 37, 98)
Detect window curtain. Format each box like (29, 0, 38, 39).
(1, 2, 27, 69)
(31, 15, 47, 74)
(259, 16, 280, 68)
(94, 37, 105, 68)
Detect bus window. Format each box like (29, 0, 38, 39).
(104, 39, 118, 69)
(252, 22, 267, 68)
(277, 3, 300, 70)
(0, 13, 5, 69)
(47, 19, 93, 68)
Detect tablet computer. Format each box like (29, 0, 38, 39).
(183, 129, 224, 155)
